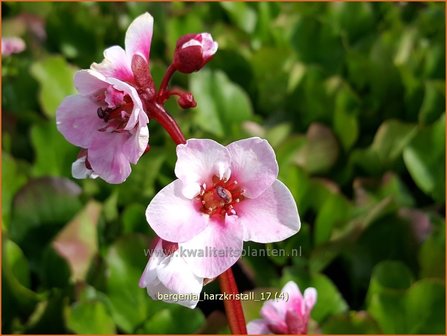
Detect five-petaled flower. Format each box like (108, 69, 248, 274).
(247, 281, 317, 334)
(56, 13, 154, 183)
(173, 33, 218, 73)
(146, 137, 301, 279)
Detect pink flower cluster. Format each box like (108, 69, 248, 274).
(56, 13, 217, 184)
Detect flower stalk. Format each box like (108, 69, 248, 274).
(219, 269, 248, 334)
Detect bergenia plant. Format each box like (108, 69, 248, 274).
(56, 12, 302, 335)
(247, 281, 317, 334)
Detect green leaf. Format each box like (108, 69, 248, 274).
(331, 80, 361, 150)
(30, 55, 77, 118)
(10, 177, 82, 251)
(403, 113, 445, 202)
(220, 2, 257, 34)
(328, 3, 375, 43)
(138, 302, 205, 334)
(2, 153, 28, 228)
(314, 193, 352, 245)
(366, 261, 413, 333)
(122, 203, 153, 235)
(371, 119, 417, 166)
(322, 311, 381, 334)
(2, 238, 42, 328)
(66, 287, 116, 334)
(40, 246, 71, 289)
(30, 120, 79, 177)
(191, 69, 253, 138)
(367, 261, 445, 333)
(24, 290, 67, 334)
(405, 279, 445, 333)
(418, 80, 445, 124)
(113, 147, 166, 206)
(105, 234, 151, 333)
(418, 219, 445, 279)
(291, 16, 344, 73)
(295, 123, 340, 174)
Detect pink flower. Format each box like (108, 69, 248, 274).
(247, 281, 317, 334)
(2, 37, 26, 56)
(139, 239, 203, 309)
(56, 13, 154, 183)
(173, 33, 218, 73)
(146, 137, 300, 278)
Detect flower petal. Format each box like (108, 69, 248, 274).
(282, 281, 305, 315)
(146, 180, 209, 243)
(125, 12, 154, 61)
(227, 137, 278, 199)
(282, 281, 302, 301)
(181, 215, 243, 278)
(260, 300, 288, 332)
(74, 69, 107, 96)
(247, 319, 271, 334)
(56, 95, 104, 148)
(198, 33, 218, 59)
(157, 250, 203, 306)
(140, 241, 202, 309)
(122, 125, 149, 164)
(91, 46, 133, 82)
(236, 180, 300, 243)
(303, 287, 317, 311)
(139, 240, 165, 288)
(71, 157, 98, 180)
(88, 132, 132, 184)
(175, 139, 231, 198)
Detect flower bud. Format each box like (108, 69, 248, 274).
(173, 33, 218, 73)
(177, 92, 197, 109)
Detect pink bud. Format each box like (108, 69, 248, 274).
(173, 33, 218, 73)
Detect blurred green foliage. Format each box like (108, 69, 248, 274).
(2, 2, 445, 334)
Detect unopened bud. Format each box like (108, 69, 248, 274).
(173, 33, 218, 73)
(178, 92, 197, 109)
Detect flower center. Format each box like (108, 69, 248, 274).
(96, 94, 134, 133)
(197, 175, 244, 217)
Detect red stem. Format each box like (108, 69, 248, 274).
(218, 268, 248, 334)
(148, 103, 186, 145)
(156, 64, 176, 104)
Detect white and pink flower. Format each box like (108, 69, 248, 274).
(146, 137, 300, 279)
(56, 13, 154, 183)
(247, 281, 317, 334)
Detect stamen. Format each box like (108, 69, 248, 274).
(198, 175, 245, 218)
